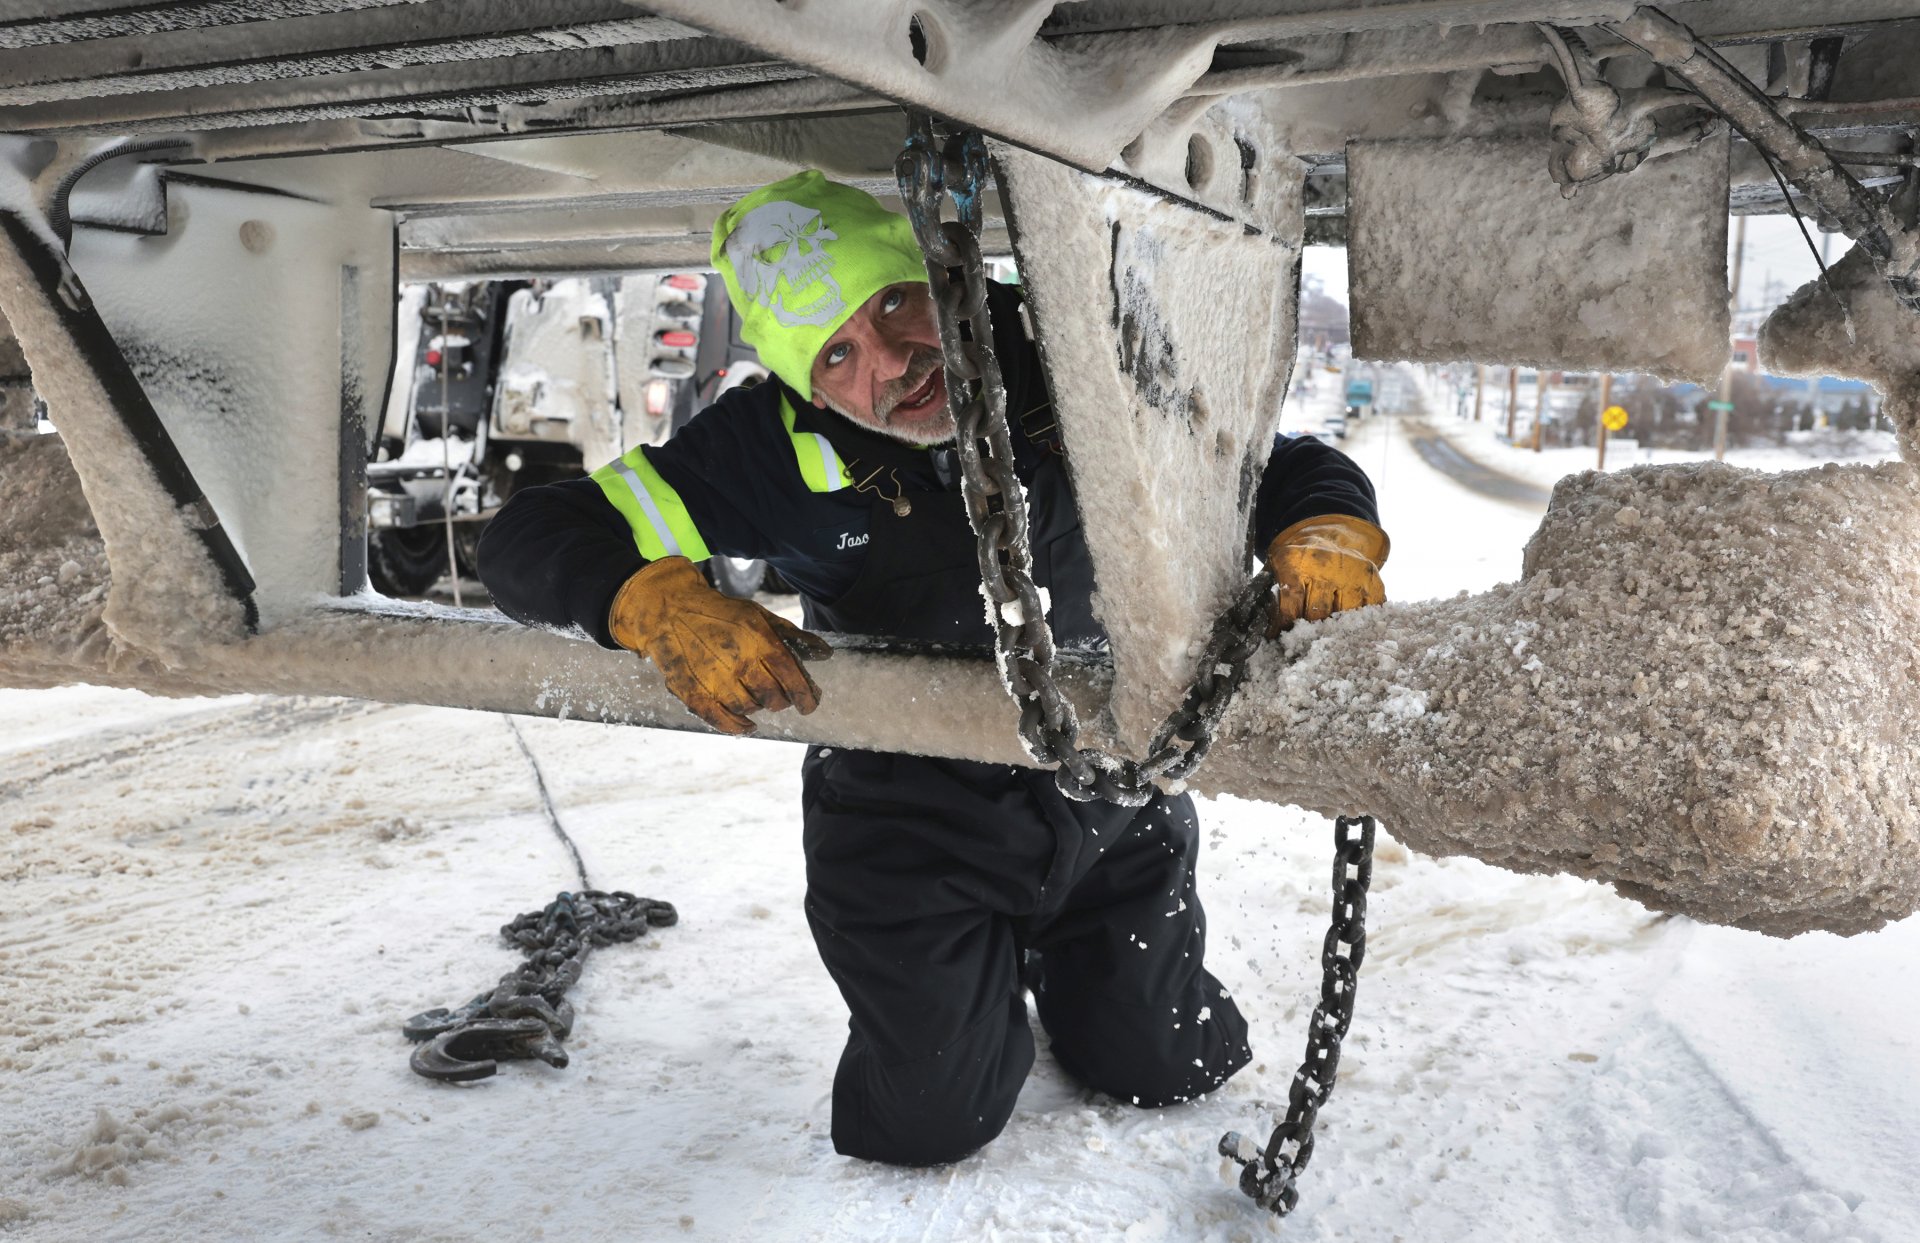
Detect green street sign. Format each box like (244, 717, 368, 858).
(1707, 400, 1735, 411)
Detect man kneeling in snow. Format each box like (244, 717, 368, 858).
(479, 172, 1388, 1165)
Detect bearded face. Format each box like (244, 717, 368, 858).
(725, 200, 844, 327)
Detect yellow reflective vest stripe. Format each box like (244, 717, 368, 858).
(589, 445, 711, 563)
(780, 396, 852, 493)
(588, 395, 852, 562)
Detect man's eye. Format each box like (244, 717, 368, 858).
(825, 343, 851, 366)
(882, 290, 904, 313)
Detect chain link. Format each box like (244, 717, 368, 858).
(894, 112, 1276, 807)
(402, 889, 677, 1082)
(896, 117, 1375, 1219)
(1219, 814, 1376, 1215)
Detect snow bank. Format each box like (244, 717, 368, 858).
(51, 1105, 194, 1186)
(0, 432, 118, 681)
(1349, 134, 1731, 385)
(1219, 458, 1920, 935)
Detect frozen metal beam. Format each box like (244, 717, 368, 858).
(381, 176, 907, 218)
(636, 0, 1609, 181)
(398, 236, 712, 282)
(174, 75, 882, 163)
(996, 142, 1303, 748)
(0, 34, 797, 135)
(0, 4, 698, 106)
(0, 0, 428, 49)
(1039, 0, 1920, 40)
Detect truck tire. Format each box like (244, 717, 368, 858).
(708, 555, 765, 599)
(368, 525, 450, 597)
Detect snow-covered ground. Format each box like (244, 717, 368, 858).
(4, 378, 1917, 1242)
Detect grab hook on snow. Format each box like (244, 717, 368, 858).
(406, 1013, 569, 1083)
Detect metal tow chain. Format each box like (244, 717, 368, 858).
(894, 112, 1275, 808)
(402, 720, 677, 1082)
(1220, 814, 1376, 1217)
(895, 115, 1377, 1219)
(403, 888, 677, 1081)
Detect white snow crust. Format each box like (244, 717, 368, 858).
(1217, 455, 1920, 935)
(1348, 134, 1732, 385)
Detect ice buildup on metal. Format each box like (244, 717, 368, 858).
(1760, 242, 1920, 463)
(994, 143, 1303, 751)
(1347, 132, 1733, 385)
(1212, 458, 1920, 937)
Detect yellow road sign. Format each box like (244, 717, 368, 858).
(1602, 404, 1629, 432)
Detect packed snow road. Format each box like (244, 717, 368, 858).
(3, 383, 1916, 1242)
(1399, 422, 1554, 509)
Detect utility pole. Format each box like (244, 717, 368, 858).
(1473, 364, 1485, 422)
(1715, 214, 1747, 461)
(1506, 367, 1518, 442)
(1535, 370, 1551, 452)
(1596, 373, 1614, 471)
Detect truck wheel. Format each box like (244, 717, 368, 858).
(708, 555, 765, 599)
(368, 526, 450, 597)
(454, 524, 485, 580)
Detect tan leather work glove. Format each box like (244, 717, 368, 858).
(608, 556, 832, 735)
(1265, 514, 1390, 636)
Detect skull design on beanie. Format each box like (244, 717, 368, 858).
(726, 200, 844, 328)
(711, 170, 929, 401)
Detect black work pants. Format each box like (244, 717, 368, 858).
(800, 747, 1251, 1167)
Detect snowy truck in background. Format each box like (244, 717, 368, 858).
(367, 273, 769, 598)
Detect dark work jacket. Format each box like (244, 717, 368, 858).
(478, 282, 1379, 651)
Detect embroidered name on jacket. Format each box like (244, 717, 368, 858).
(837, 531, 870, 550)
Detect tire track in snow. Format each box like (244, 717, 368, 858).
(1545, 1022, 1881, 1242)
(0, 696, 524, 1077)
(0, 696, 388, 800)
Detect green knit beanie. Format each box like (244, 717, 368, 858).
(711, 171, 929, 401)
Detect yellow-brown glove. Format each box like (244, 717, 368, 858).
(608, 556, 832, 735)
(1265, 514, 1390, 635)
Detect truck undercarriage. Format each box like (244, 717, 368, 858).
(2, 0, 1919, 938)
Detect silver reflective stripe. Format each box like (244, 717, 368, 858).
(613, 459, 682, 558)
(811, 433, 844, 488)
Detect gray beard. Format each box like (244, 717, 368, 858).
(822, 397, 955, 447)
